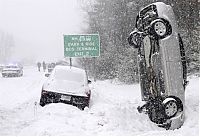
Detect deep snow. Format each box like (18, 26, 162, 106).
(0, 66, 199, 135)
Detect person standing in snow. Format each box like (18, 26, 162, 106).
(37, 62, 41, 72)
(42, 61, 46, 72)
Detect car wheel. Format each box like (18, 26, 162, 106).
(147, 98, 166, 124)
(77, 102, 89, 110)
(163, 97, 178, 119)
(77, 105, 84, 110)
(40, 96, 47, 107)
(128, 30, 141, 48)
(149, 18, 172, 39)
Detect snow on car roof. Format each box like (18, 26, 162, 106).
(52, 65, 86, 82)
(5, 62, 22, 66)
(7, 64, 17, 65)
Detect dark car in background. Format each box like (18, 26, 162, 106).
(1, 63, 23, 77)
(128, 2, 187, 130)
(40, 65, 91, 110)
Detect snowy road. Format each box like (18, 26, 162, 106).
(0, 66, 199, 135)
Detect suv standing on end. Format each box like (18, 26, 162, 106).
(128, 2, 187, 130)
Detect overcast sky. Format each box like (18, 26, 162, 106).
(0, 0, 87, 63)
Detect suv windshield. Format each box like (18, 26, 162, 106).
(136, 4, 158, 31)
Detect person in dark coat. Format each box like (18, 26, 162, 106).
(37, 62, 41, 72)
(42, 61, 46, 72)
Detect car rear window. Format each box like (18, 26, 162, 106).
(54, 69, 85, 83)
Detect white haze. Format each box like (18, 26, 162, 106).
(0, 0, 87, 64)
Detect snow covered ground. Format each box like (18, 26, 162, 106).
(0, 66, 199, 135)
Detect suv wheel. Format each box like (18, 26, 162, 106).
(40, 96, 47, 107)
(149, 18, 172, 39)
(163, 97, 179, 119)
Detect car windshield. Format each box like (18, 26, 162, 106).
(5, 65, 18, 68)
(54, 69, 85, 83)
(137, 4, 157, 31)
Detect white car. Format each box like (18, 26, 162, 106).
(1, 63, 23, 77)
(128, 2, 187, 129)
(39, 65, 91, 110)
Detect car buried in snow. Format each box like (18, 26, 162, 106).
(39, 65, 91, 110)
(128, 2, 187, 130)
(1, 63, 23, 77)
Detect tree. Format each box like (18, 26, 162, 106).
(171, 0, 200, 74)
(0, 30, 15, 63)
(80, 0, 199, 83)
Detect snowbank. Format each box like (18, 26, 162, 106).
(0, 67, 199, 135)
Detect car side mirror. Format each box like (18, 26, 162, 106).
(128, 30, 141, 48)
(88, 80, 91, 84)
(45, 73, 50, 77)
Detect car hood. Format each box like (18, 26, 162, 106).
(43, 79, 89, 97)
(2, 68, 20, 71)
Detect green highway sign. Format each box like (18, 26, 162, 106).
(63, 34, 100, 57)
